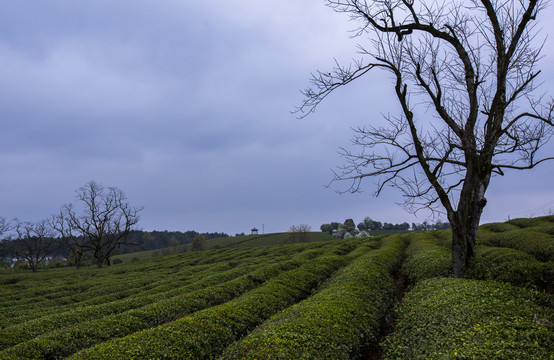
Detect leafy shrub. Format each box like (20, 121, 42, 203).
(0, 260, 301, 358)
(69, 253, 352, 359)
(402, 233, 452, 284)
(480, 222, 520, 233)
(477, 229, 554, 262)
(471, 246, 553, 292)
(220, 236, 404, 359)
(383, 278, 554, 359)
(507, 215, 554, 229)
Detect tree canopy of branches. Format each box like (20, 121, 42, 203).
(284, 224, 312, 243)
(0, 217, 13, 259)
(297, 0, 553, 276)
(13, 219, 58, 272)
(60, 181, 142, 268)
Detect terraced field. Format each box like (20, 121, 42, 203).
(0, 216, 553, 359)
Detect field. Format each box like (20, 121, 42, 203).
(0, 217, 553, 359)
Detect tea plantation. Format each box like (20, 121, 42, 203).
(0, 216, 552, 359)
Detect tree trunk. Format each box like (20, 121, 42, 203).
(451, 222, 477, 277)
(450, 175, 489, 277)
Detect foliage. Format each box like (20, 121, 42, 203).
(68, 251, 352, 359)
(471, 246, 554, 292)
(477, 229, 554, 262)
(191, 233, 207, 251)
(383, 278, 554, 359)
(221, 236, 403, 359)
(402, 233, 452, 284)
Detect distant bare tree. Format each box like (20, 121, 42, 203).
(14, 219, 58, 272)
(50, 209, 89, 269)
(63, 181, 142, 268)
(0, 217, 13, 258)
(284, 224, 312, 243)
(297, 0, 553, 276)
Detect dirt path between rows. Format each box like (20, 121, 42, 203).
(365, 266, 407, 360)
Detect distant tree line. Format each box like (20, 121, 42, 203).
(320, 217, 450, 239)
(0, 180, 229, 272)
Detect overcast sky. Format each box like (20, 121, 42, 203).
(1, 1, 553, 235)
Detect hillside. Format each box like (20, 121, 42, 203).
(0, 217, 552, 359)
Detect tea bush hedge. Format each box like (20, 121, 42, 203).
(477, 229, 554, 262)
(69, 252, 355, 359)
(471, 246, 553, 292)
(219, 236, 403, 360)
(0, 259, 302, 359)
(402, 233, 452, 284)
(383, 277, 554, 359)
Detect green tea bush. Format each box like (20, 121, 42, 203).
(480, 222, 520, 233)
(507, 215, 554, 229)
(68, 253, 352, 359)
(477, 229, 554, 262)
(219, 236, 404, 360)
(0, 260, 302, 359)
(471, 246, 553, 292)
(402, 233, 452, 284)
(0, 263, 263, 349)
(383, 278, 554, 359)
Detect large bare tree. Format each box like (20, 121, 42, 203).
(297, 0, 554, 276)
(62, 181, 142, 268)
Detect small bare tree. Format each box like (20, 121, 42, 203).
(284, 224, 312, 243)
(297, 0, 553, 276)
(63, 181, 142, 268)
(0, 217, 13, 258)
(50, 209, 89, 269)
(13, 219, 58, 272)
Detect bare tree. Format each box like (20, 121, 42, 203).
(50, 209, 89, 269)
(63, 181, 142, 268)
(284, 224, 312, 243)
(296, 0, 553, 276)
(0, 217, 13, 258)
(13, 219, 58, 272)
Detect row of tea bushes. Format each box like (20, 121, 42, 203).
(401, 232, 452, 284)
(68, 251, 361, 359)
(477, 228, 554, 262)
(0, 262, 263, 350)
(383, 277, 554, 359)
(0, 255, 265, 329)
(0, 242, 325, 328)
(471, 246, 554, 292)
(0, 257, 305, 359)
(219, 235, 403, 360)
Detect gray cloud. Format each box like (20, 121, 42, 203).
(0, 1, 553, 235)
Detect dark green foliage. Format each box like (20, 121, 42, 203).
(480, 222, 520, 233)
(383, 278, 554, 359)
(477, 229, 554, 262)
(506, 215, 554, 229)
(471, 246, 554, 292)
(69, 252, 352, 359)
(220, 236, 404, 359)
(402, 233, 452, 284)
